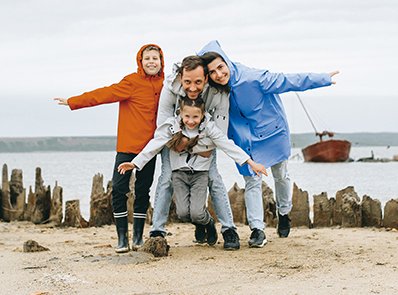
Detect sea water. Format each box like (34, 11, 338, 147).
(1, 146, 397, 220)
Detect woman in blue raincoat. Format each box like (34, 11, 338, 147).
(198, 40, 339, 247)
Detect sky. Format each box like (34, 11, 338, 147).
(1, 0, 397, 137)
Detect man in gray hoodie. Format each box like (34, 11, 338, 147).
(150, 55, 240, 250)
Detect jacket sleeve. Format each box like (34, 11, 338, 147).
(259, 71, 332, 95)
(206, 122, 250, 166)
(156, 85, 178, 126)
(67, 76, 132, 110)
(132, 121, 172, 170)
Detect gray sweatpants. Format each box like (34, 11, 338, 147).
(172, 170, 210, 225)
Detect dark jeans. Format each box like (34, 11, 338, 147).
(111, 152, 157, 216)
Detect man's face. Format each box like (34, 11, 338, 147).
(181, 66, 208, 99)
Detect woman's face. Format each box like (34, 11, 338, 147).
(207, 57, 230, 86)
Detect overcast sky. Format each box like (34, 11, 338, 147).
(1, 0, 397, 137)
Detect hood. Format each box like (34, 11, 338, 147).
(197, 40, 238, 85)
(136, 43, 165, 79)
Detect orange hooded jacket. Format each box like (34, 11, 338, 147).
(67, 44, 165, 154)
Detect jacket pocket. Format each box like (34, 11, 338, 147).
(253, 117, 284, 139)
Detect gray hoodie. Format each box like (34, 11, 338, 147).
(156, 63, 230, 153)
(132, 113, 249, 172)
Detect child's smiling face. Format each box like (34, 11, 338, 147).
(181, 105, 204, 130)
(142, 49, 161, 76)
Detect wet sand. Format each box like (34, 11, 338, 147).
(1, 221, 397, 295)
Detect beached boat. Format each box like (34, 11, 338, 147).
(295, 93, 351, 162)
(302, 136, 351, 162)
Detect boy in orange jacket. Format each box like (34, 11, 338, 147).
(54, 44, 164, 253)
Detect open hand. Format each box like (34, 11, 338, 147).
(53, 98, 69, 106)
(247, 159, 268, 177)
(329, 71, 340, 84)
(118, 162, 136, 174)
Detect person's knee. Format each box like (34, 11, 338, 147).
(190, 210, 207, 224)
(176, 207, 190, 222)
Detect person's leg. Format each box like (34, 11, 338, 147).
(208, 150, 236, 232)
(189, 171, 217, 246)
(172, 171, 191, 223)
(208, 150, 240, 249)
(271, 160, 292, 237)
(132, 155, 157, 246)
(150, 147, 173, 237)
(189, 171, 210, 225)
(243, 174, 267, 248)
(112, 152, 135, 253)
(243, 175, 265, 230)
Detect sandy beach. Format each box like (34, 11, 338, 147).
(1, 221, 397, 295)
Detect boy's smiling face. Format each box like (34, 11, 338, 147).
(142, 49, 161, 76)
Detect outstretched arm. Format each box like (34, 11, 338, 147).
(246, 159, 268, 176)
(118, 162, 136, 175)
(53, 98, 69, 106)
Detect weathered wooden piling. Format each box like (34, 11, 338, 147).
(290, 183, 310, 228)
(64, 199, 89, 228)
(1, 165, 26, 221)
(383, 199, 398, 229)
(313, 192, 332, 227)
(262, 181, 277, 228)
(49, 182, 63, 225)
(89, 173, 113, 227)
(340, 187, 362, 227)
(26, 168, 52, 224)
(361, 195, 382, 227)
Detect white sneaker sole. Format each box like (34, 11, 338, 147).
(248, 238, 268, 248)
(115, 246, 129, 253)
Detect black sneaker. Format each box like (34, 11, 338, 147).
(222, 228, 240, 250)
(205, 218, 218, 246)
(193, 223, 207, 244)
(277, 213, 291, 238)
(150, 230, 165, 238)
(248, 228, 267, 248)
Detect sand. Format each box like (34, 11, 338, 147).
(0, 221, 397, 295)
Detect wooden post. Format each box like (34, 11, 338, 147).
(383, 199, 398, 229)
(361, 195, 382, 227)
(1, 165, 26, 221)
(290, 183, 310, 228)
(49, 182, 63, 225)
(341, 187, 362, 227)
(64, 199, 89, 228)
(227, 183, 246, 224)
(262, 181, 277, 228)
(30, 168, 51, 224)
(313, 192, 331, 227)
(89, 174, 113, 227)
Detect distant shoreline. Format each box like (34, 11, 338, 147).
(1, 133, 398, 153)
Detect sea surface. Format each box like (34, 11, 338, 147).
(1, 146, 398, 220)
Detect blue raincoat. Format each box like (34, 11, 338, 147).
(198, 40, 332, 176)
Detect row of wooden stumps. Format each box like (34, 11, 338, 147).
(1, 163, 398, 229)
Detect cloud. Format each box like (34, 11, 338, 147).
(1, 0, 397, 135)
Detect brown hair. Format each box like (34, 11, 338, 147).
(178, 55, 208, 77)
(166, 97, 205, 152)
(200, 51, 230, 93)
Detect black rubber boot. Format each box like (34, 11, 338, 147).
(132, 218, 145, 247)
(115, 217, 129, 253)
